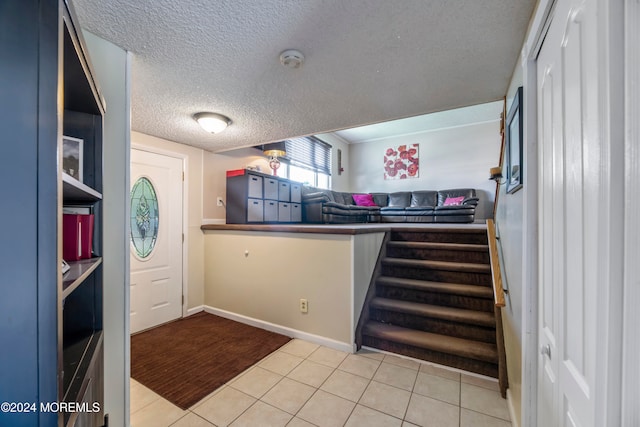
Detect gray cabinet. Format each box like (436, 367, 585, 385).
(226, 170, 303, 223)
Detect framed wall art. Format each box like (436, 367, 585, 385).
(506, 86, 523, 194)
(384, 144, 419, 180)
(63, 135, 84, 182)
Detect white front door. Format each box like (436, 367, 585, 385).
(536, 0, 603, 424)
(130, 149, 183, 334)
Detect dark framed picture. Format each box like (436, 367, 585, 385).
(506, 86, 523, 194)
(63, 136, 83, 182)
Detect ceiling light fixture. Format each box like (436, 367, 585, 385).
(193, 112, 231, 134)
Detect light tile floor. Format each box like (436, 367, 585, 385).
(131, 339, 513, 427)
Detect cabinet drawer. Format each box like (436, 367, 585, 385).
(278, 181, 290, 201)
(291, 183, 302, 203)
(264, 177, 278, 200)
(247, 174, 263, 199)
(291, 203, 302, 222)
(247, 198, 264, 222)
(278, 202, 291, 222)
(264, 200, 278, 222)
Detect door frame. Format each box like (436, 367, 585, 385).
(130, 144, 188, 318)
(622, 0, 640, 423)
(520, 0, 627, 426)
(519, 3, 553, 426)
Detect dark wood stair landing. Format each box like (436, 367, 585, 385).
(357, 226, 501, 379)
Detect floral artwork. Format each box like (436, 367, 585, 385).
(384, 144, 419, 180)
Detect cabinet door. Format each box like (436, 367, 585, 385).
(278, 202, 291, 222)
(291, 203, 302, 222)
(264, 200, 278, 222)
(291, 183, 302, 203)
(247, 199, 264, 222)
(247, 174, 263, 199)
(264, 177, 278, 200)
(278, 181, 290, 201)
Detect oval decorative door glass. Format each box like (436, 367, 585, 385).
(130, 177, 159, 259)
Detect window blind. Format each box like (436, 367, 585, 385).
(283, 136, 332, 175)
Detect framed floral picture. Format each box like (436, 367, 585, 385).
(384, 144, 419, 180)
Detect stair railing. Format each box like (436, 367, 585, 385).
(486, 219, 506, 307)
(486, 219, 509, 398)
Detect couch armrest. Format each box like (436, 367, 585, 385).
(302, 192, 330, 204)
(462, 197, 479, 206)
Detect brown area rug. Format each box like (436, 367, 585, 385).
(131, 312, 291, 409)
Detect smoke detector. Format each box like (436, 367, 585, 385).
(279, 49, 305, 69)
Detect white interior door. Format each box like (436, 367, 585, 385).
(130, 149, 183, 334)
(536, 0, 601, 425)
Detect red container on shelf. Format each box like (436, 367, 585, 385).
(62, 214, 94, 261)
(226, 169, 246, 177)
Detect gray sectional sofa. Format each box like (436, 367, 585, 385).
(301, 187, 479, 224)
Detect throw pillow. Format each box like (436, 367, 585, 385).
(443, 196, 465, 206)
(352, 194, 377, 207)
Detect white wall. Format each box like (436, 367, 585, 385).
(131, 132, 205, 311)
(495, 56, 524, 426)
(203, 231, 385, 349)
(204, 231, 354, 345)
(83, 31, 131, 427)
(348, 120, 502, 220)
(315, 132, 352, 192)
(202, 147, 270, 221)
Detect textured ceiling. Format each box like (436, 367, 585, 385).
(72, 0, 536, 152)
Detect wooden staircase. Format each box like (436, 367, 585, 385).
(357, 226, 507, 388)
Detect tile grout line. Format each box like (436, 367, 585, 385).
(459, 375, 463, 427)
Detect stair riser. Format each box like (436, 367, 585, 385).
(369, 309, 496, 344)
(390, 231, 488, 245)
(361, 335, 498, 378)
(386, 246, 490, 264)
(381, 265, 492, 286)
(377, 286, 494, 312)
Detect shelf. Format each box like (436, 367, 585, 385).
(62, 257, 102, 299)
(62, 330, 103, 403)
(63, 173, 102, 203)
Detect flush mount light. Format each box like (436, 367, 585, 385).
(193, 112, 231, 134)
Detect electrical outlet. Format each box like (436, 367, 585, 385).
(300, 299, 308, 313)
(216, 196, 224, 207)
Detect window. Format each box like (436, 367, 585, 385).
(275, 136, 332, 189)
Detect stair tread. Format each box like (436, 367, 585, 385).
(387, 241, 489, 252)
(377, 276, 494, 297)
(391, 227, 487, 234)
(362, 322, 498, 363)
(370, 297, 495, 327)
(382, 257, 491, 272)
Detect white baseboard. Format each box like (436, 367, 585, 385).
(201, 218, 225, 225)
(506, 388, 520, 427)
(203, 305, 355, 353)
(185, 306, 204, 317)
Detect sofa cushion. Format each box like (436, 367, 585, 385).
(410, 191, 438, 207)
(387, 192, 412, 208)
(437, 189, 476, 206)
(405, 206, 434, 213)
(352, 193, 377, 206)
(443, 196, 465, 206)
(370, 193, 390, 207)
(435, 205, 475, 213)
